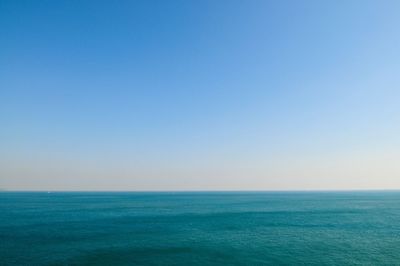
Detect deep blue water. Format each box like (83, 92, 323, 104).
(1, 192, 400, 265)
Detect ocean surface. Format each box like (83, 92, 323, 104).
(1, 192, 400, 265)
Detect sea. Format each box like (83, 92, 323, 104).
(1, 191, 400, 265)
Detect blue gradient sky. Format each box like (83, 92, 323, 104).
(1, 0, 400, 190)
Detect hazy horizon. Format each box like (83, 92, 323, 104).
(1, 0, 400, 191)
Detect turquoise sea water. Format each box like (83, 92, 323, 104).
(1, 192, 400, 265)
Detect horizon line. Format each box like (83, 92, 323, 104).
(2, 189, 400, 193)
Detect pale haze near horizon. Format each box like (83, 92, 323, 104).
(1, 0, 400, 191)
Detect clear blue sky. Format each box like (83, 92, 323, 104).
(1, 0, 400, 190)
